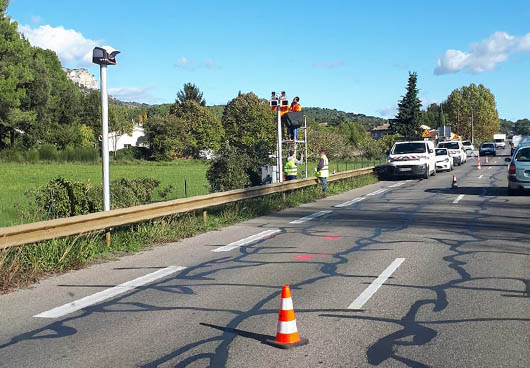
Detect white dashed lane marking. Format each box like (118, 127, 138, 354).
(290, 210, 332, 224)
(335, 198, 364, 208)
(34, 266, 187, 319)
(348, 258, 406, 309)
(367, 188, 387, 196)
(213, 229, 281, 252)
(453, 194, 464, 204)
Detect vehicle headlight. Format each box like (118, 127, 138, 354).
(443, 158, 449, 162)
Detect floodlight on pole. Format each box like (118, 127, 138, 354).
(93, 46, 120, 217)
(270, 91, 289, 183)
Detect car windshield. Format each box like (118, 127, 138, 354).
(462, 141, 471, 146)
(515, 148, 530, 162)
(435, 149, 447, 156)
(494, 139, 503, 142)
(392, 143, 426, 154)
(438, 142, 459, 149)
(482, 143, 494, 148)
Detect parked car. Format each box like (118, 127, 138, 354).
(437, 141, 467, 166)
(462, 140, 475, 154)
(506, 143, 530, 195)
(435, 148, 452, 172)
(479, 142, 497, 156)
(387, 141, 436, 179)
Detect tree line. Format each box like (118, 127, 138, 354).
(0, 2, 145, 153)
(391, 72, 502, 143)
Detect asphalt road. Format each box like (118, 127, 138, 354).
(1, 147, 529, 368)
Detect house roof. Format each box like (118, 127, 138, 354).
(372, 123, 391, 131)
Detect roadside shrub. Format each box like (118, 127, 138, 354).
(0, 148, 24, 162)
(58, 146, 98, 162)
(206, 145, 251, 191)
(39, 144, 58, 161)
(26, 150, 40, 163)
(113, 146, 150, 161)
(26, 176, 161, 220)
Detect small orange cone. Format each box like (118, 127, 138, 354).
(485, 155, 489, 164)
(452, 174, 458, 188)
(477, 154, 482, 170)
(267, 285, 309, 349)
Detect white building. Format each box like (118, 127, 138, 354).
(107, 123, 148, 152)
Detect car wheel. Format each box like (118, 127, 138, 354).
(423, 165, 429, 179)
(508, 186, 515, 196)
(432, 165, 436, 176)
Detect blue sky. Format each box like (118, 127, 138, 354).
(8, 0, 530, 121)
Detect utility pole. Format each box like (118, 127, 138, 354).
(93, 46, 120, 246)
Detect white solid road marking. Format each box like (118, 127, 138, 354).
(479, 175, 483, 179)
(213, 229, 281, 252)
(348, 258, 405, 309)
(453, 194, 464, 204)
(489, 166, 493, 170)
(388, 182, 406, 188)
(34, 266, 187, 319)
(290, 210, 332, 224)
(335, 197, 364, 208)
(367, 188, 387, 196)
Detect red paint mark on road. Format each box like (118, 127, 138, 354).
(293, 254, 317, 261)
(293, 254, 328, 261)
(324, 236, 342, 241)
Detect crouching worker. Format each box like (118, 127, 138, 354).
(284, 150, 303, 181)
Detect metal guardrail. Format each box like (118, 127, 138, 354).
(0, 167, 374, 249)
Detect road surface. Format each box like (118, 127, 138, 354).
(1, 148, 529, 367)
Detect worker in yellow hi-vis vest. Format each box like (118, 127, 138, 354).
(284, 150, 303, 181)
(316, 149, 329, 197)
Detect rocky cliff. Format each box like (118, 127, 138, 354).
(63, 68, 98, 90)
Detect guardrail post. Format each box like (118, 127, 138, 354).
(202, 210, 207, 224)
(105, 230, 111, 247)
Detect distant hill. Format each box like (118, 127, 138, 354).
(302, 107, 387, 130)
(203, 105, 386, 131)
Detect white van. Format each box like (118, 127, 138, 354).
(387, 141, 436, 179)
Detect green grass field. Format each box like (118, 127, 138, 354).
(0, 161, 210, 227)
(0, 156, 385, 228)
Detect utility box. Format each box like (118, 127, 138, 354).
(261, 164, 278, 184)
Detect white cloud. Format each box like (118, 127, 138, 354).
(377, 105, 397, 118)
(176, 56, 213, 70)
(18, 24, 100, 67)
(313, 61, 344, 69)
(108, 87, 159, 103)
(435, 31, 530, 75)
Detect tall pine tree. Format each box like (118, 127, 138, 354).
(391, 72, 422, 140)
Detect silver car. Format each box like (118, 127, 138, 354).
(506, 143, 530, 195)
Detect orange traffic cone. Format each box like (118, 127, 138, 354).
(477, 154, 482, 170)
(485, 155, 489, 164)
(267, 285, 309, 349)
(452, 174, 458, 188)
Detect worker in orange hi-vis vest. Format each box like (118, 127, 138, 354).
(289, 96, 302, 112)
(272, 104, 290, 116)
